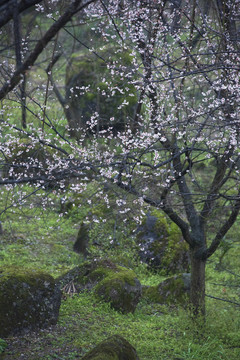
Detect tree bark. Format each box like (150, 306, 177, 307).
(190, 246, 206, 317)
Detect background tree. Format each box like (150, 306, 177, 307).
(0, 0, 240, 317)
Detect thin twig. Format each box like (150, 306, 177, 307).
(206, 294, 240, 307)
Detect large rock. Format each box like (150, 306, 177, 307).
(0, 267, 61, 337)
(94, 266, 142, 314)
(65, 48, 137, 137)
(136, 211, 190, 274)
(142, 273, 191, 305)
(81, 335, 139, 360)
(58, 260, 142, 313)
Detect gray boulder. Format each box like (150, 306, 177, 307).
(0, 266, 61, 337)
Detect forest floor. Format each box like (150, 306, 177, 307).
(0, 191, 240, 360)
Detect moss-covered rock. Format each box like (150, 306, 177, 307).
(136, 211, 190, 274)
(81, 335, 139, 360)
(65, 47, 137, 137)
(0, 266, 61, 337)
(58, 260, 142, 313)
(94, 266, 142, 314)
(142, 273, 191, 305)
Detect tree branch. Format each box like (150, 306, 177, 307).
(206, 294, 240, 307)
(45, 53, 67, 109)
(200, 148, 234, 225)
(205, 191, 240, 258)
(0, 0, 42, 29)
(0, 119, 69, 155)
(0, 0, 97, 100)
(115, 177, 192, 246)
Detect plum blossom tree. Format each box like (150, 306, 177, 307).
(0, 0, 240, 316)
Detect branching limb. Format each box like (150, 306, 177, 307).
(206, 294, 240, 307)
(200, 147, 234, 226)
(0, 0, 97, 100)
(205, 191, 240, 259)
(0, 119, 69, 155)
(0, 0, 42, 29)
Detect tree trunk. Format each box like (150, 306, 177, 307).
(190, 247, 206, 317)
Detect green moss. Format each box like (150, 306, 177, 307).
(142, 285, 165, 303)
(140, 210, 189, 274)
(89, 265, 117, 282)
(142, 275, 189, 305)
(92, 264, 136, 287)
(94, 265, 141, 314)
(86, 92, 96, 101)
(66, 58, 95, 84)
(0, 265, 55, 291)
(150, 210, 169, 236)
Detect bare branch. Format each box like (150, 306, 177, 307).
(0, 0, 42, 29)
(205, 192, 240, 258)
(0, 0, 97, 100)
(206, 294, 240, 307)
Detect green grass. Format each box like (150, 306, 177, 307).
(0, 189, 81, 276)
(2, 288, 240, 359)
(53, 291, 239, 360)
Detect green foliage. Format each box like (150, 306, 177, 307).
(0, 338, 7, 353)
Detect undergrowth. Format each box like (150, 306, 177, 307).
(0, 187, 239, 360)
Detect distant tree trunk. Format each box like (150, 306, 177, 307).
(190, 246, 206, 317)
(13, 0, 26, 128)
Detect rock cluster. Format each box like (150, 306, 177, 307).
(58, 259, 142, 313)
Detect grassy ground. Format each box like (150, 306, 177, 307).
(0, 189, 240, 360)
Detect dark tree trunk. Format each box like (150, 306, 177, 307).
(190, 246, 206, 317)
